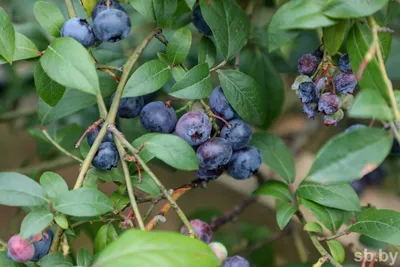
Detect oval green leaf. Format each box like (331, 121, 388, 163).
(276, 202, 297, 230)
(54, 214, 69, 229)
(13, 32, 39, 62)
(35, 61, 66, 107)
(38, 252, 73, 267)
(304, 222, 323, 233)
(81, 0, 97, 18)
(34, 1, 65, 37)
(198, 36, 216, 69)
(132, 172, 160, 196)
(20, 209, 54, 239)
(306, 127, 392, 183)
(253, 180, 293, 202)
(0, 7, 15, 64)
(171, 65, 186, 81)
(166, 27, 192, 65)
(77, 248, 94, 267)
(0, 251, 26, 267)
(87, 168, 125, 182)
(40, 37, 99, 95)
(170, 63, 213, 99)
(153, 0, 178, 27)
(94, 224, 119, 254)
(40, 172, 69, 201)
(324, 0, 389, 19)
(130, 0, 156, 21)
(323, 20, 347, 56)
(327, 240, 345, 264)
(93, 230, 220, 267)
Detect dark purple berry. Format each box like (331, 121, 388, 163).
(318, 92, 341, 115)
(175, 111, 212, 146)
(298, 82, 318, 103)
(226, 146, 262, 180)
(351, 180, 367, 196)
(196, 138, 233, 170)
(345, 124, 366, 133)
(363, 165, 386, 186)
(87, 123, 117, 147)
(93, 9, 131, 43)
(110, 94, 144, 118)
(209, 86, 236, 120)
(196, 167, 224, 180)
(390, 137, 400, 156)
(180, 219, 212, 243)
(297, 54, 319, 76)
(312, 48, 323, 61)
(92, 142, 119, 170)
(7, 235, 34, 262)
(338, 53, 352, 73)
(61, 18, 96, 47)
(303, 103, 317, 119)
(334, 73, 357, 94)
(30, 229, 54, 262)
(92, 0, 126, 20)
(192, 6, 212, 36)
(221, 256, 251, 267)
(140, 101, 177, 133)
(220, 119, 252, 151)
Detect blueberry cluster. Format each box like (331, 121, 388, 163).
(180, 219, 250, 266)
(293, 49, 358, 126)
(61, 0, 131, 47)
(192, 5, 212, 36)
(7, 230, 54, 263)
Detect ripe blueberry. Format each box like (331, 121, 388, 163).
(315, 77, 328, 98)
(192, 6, 212, 36)
(350, 180, 367, 196)
(226, 146, 262, 180)
(140, 101, 177, 133)
(61, 18, 96, 47)
(180, 219, 212, 244)
(87, 123, 116, 147)
(298, 82, 318, 103)
(338, 53, 352, 73)
(30, 229, 54, 262)
(318, 92, 341, 115)
(345, 124, 366, 133)
(196, 138, 233, 170)
(303, 103, 318, 119)
(221, 256, 251, 267)
(209, 242, 228, 262)
(93, 9, 131, 42)
(363, 165, 386, 186)
(175, 111, 212, 146)
(7, 235, 34, 263)
(110, 94, 144, 118)
(220, 119, 252, 151)
(297, 54, 319, 76)
(209, 86, 236, 121)
(291, 75, 312, 91)
(92, 142, 119, 170)
(334, 73, 357, 94)
(92, 0, 126, 20)
(196, 167, 224, 180)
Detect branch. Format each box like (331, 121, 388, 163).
(41, 128, 83, 163)
(209, 60, 227, 72)
(64, 0, 77, 18)
(0, 107, 37, 123)
(10, 157, 76, 175)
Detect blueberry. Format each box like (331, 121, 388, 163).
(92, 0, 126, 20)
(7, 235, 34, 262)
(208, 242, 228, 262)
(92, 142, 120, 170)
(192, 6, 212, 36)
(303, 102, 318, 119)
(363, 165, 386, 186)
(61, 18, 96, 47)
(110, 94, 144, 118)
(318, 92, 341, 115)
(334, 73, 357, 94)
(350, 180, 367, 196)
(390, 137, 400, 156)
(175, 111, 212, 146)
(140, 101, 177, 133)
(221, 256, 251, 267)
(226, 146, 262, 180)
(30, 229, 54, 262)
(180, 219, 212, 243)
(298, 82, 318, 103)
(220, 119, 252, 150)
(338, 53, 352, 73)
(196, 138, 233, 170)
(291, 75, 312, 91)
(196, 167, 224, 180)
(297, 54, 319, 76)
(323, 109, 344, 126)
(93, 9, 131, 43)
(315, 77, 328, 98)
(209, 86, 236, 120)
(87, 123, 116, 147)
(345, 124, 366, 133)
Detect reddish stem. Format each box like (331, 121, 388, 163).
(125, 155, 142, 183)
(165, 99, 183, 108)
(209, 113, 231, 128)
(75, 119, 104, 148)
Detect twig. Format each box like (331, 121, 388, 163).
(49, 226, 64, 253)
(293, 223, 308, 262)
(75, 118, 104, 148)
(10, 157, 77, 175)
(41, 128, 83, 163)
(96, 64, 123, 72)
(64, 0, 77, 18)
(0, 107, 37, 123)
(318, 230, 348, 242)
(210, 60, 227, 72)
(235, 55, 240, 70)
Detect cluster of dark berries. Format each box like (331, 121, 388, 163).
(180, 219, 250, 266)
(192, 5, 213, 36)
(7, 230, 53, 263)
(61, 0, 131, 47)
(293, 49, 358, 126)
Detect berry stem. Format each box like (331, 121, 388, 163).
(175, 101, 194, 113)
(64, 0, 77, 18)
(210, 60, 227, 72)
(41, 128, 83, 163)
(317, 230, 349, 242)
(75, 118, 104, 148)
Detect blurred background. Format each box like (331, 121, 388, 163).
(0, 0, 399, 266)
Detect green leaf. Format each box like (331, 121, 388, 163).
(87, 168, 125, 182)
(306, 128, 392, 183)
(386, 1, 400, 24)
(253, 180, 293, 202)
(81, 0, 97, 18)
(0, 7, 15, 64)
(133, 133, 199, 171)
(304, 222, 323, 233)
(20, 209, 54, 239)
(40, 37, 99, 95)
(251, 133, 295, 183)
(324, 0, 389, 19)
(38, 252, 73, 267)
(93, 230, 219, 267)
(218, 70, 267, 126)
(171, 66, 186, 81)
(33, 1, 65, 37)
(349, 209, 400, 246)
(276, 202, 296, 230)
(347, 22, 389, 101)
(198, 36, 216, 69)
(153, 0, 178, 27)
(109, 191, 130, 212)
(0, 172, 47, 207)
(77, 248, 94, 267)
(94, 224, 119, 254)
(130, 0, 156, 21)
(323, 20, 347, 56)
(297, 182, 360, 211)
(199, 0, 250, 60)
(54, 214, 69, 229)
(170, 63, 213, 99)
(34, 61, 66, 106)
(54, 188, 113, 217)
(40, 172, 69, 200)
(327, 240, 345, 264)
(123, 60, 170, 98)
(185, 0, 196, 9)
(0, 251, 26, 267)
(166, 27, 192, 65)
(348, 88, 393, 121)
(157, 52, 171, 65)
(300, 198, 344, 232)
(12, 32, 39, 62)
(132, 172, 160, 196)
